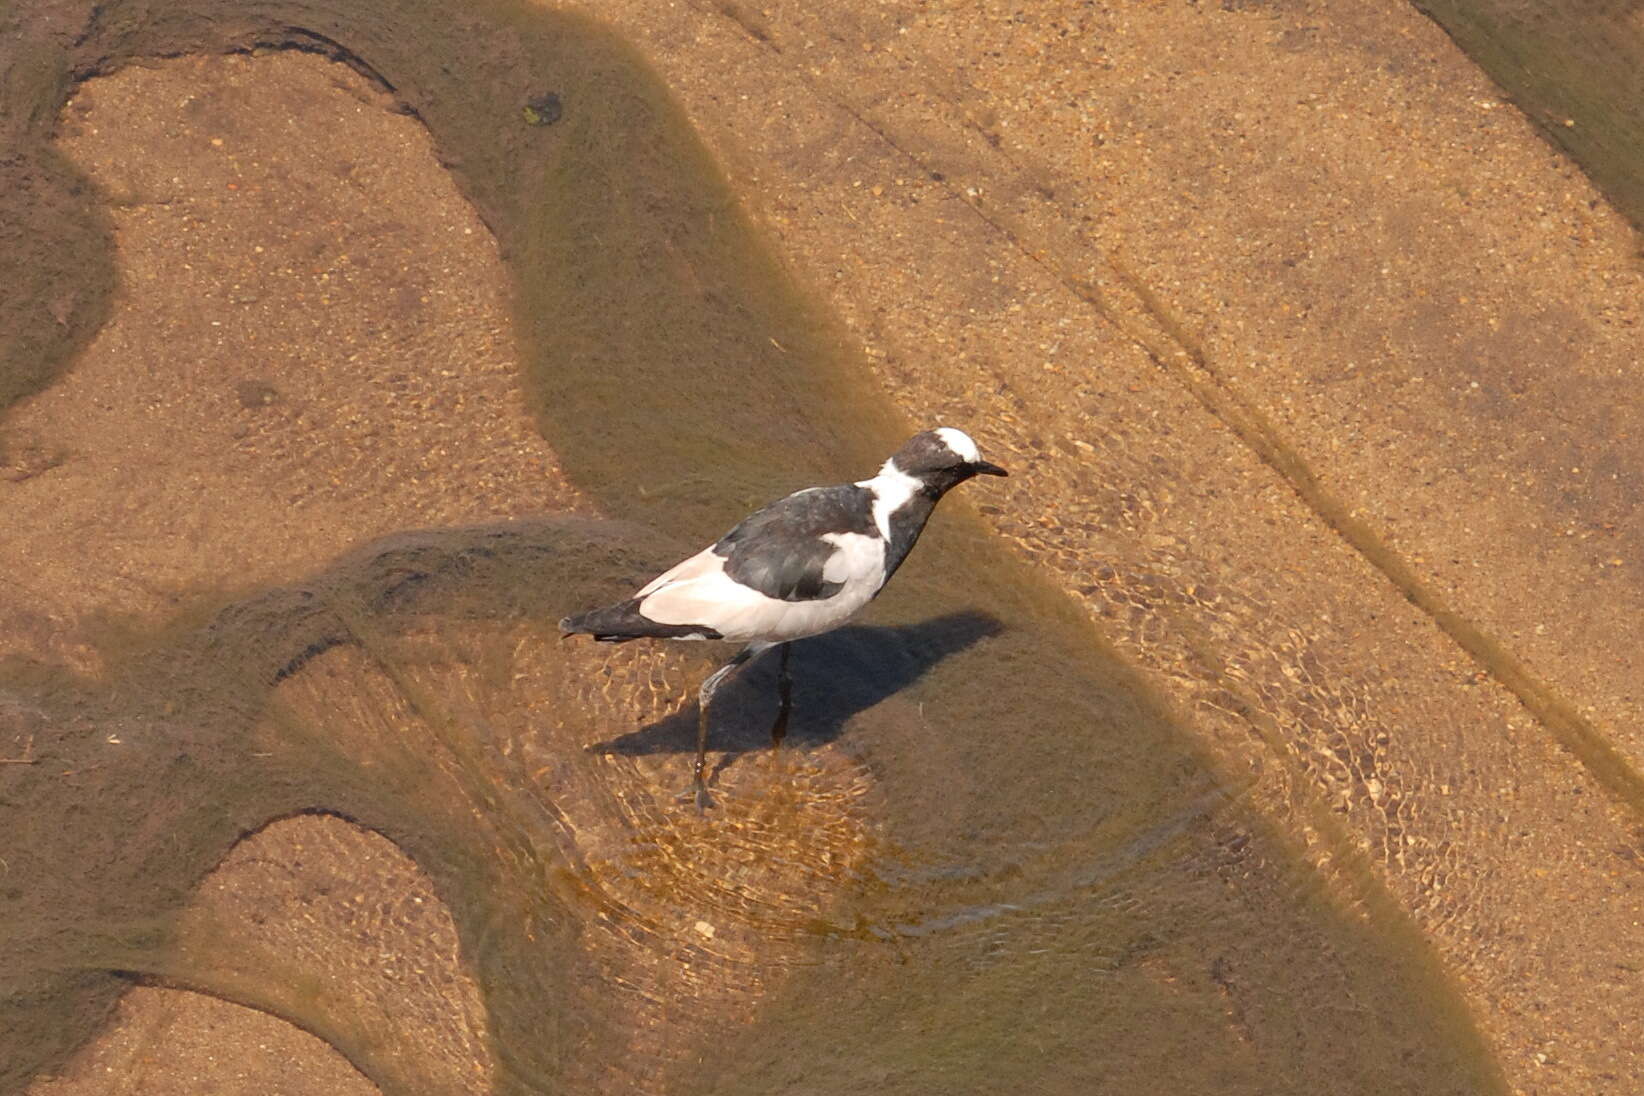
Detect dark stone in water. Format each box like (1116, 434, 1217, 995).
(523, 91, 562, 126)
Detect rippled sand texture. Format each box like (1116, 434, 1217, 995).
(7, 52, 882, 1072)
(3, 50, 578, 667)
(270, 620, 876, 1092)
(4, 36, 894, 1095)
(584, 1, 1644, 1089)
(28, 981, 379, 1096)
(9, 50, 571, 1095)
(31, 815, 488, 1096)
(17, 513, 883, 1095)
(5, 0, 1644, 1092)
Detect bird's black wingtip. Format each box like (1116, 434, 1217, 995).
(560, 600, 722, 643)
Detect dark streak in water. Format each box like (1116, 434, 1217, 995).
(1107, 259, 1644, 817)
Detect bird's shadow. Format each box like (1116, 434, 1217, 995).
(591, 610, 1003, 774)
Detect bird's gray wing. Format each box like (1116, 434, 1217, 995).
(714, 484, 878, 602)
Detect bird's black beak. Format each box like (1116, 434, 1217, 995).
(970, 460, 1008, 477)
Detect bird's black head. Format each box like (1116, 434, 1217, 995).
(885, 427, 1008, 494)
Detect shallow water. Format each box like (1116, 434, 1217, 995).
(0, 1, 1506, 1092)
(1416, 0, 1644, 232)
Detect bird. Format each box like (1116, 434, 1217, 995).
(560, 427, 1007, 808)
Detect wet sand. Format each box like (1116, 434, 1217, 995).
(2, 0, 1642, 1093)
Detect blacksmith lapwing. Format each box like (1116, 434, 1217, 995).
(561, 427, 1007, 807)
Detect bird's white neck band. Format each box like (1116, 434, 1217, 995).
(859, 463, 922, 540)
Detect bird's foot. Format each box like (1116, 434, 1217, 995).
(677, 778, 716, 813)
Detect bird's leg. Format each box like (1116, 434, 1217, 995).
(691, 645, 756, 810)
(769, 642, 793, 750)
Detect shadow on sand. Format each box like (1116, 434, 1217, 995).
(592, 610, 1004, 775)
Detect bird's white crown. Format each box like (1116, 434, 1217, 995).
(933, 426, 981, 463)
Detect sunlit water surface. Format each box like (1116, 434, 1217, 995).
(0, 2, 1507, 1093)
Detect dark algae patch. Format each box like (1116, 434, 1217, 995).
(2, 1, 1507, 1093)
(521, 91, 562, 127)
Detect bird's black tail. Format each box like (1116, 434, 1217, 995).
(559, 599, 724, 643)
